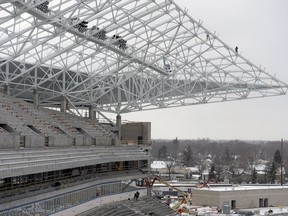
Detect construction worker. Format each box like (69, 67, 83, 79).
(134, 191, 140, 200)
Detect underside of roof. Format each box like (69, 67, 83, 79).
(0, 0, 287, 114)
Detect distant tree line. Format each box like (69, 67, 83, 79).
(152, 138, 287, 184)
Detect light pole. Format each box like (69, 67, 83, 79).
(280, 138, 284, 185)
(147, 148, 151, 196)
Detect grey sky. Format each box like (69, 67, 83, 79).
(121, 0, 288, 141)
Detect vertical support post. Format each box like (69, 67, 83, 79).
(33, 88, 39, 108)
(147, 149, 151, 196)
(3, 84, 10, 95)
(116, 114, 121, 142)
(14, 130, 16, 149)
(60, 96, 67, 113)
(281, 138, 283, 185)
(89, 105, 95, 120)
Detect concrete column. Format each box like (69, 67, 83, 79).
(89, 105, 96, 120)
(116, 114, 121, 141)
(60, 96, 67, 113)
(33, 88, 39, 107)
(3, 84, 10, 95)
(143, 122, 151, 145)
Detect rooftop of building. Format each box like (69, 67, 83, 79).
(195, 184, 288, 191)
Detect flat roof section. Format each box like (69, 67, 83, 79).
(195, 185, 288, 191)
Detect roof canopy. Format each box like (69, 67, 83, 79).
(0, 0, 287, 114)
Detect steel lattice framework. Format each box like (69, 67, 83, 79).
(0, 0, 287, 115)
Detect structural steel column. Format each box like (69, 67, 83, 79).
(281, 138, 284, 185)
(116, 114, 121, 141)
(89, 105, 96, 120)
(60, 96, 67, 113)
(3, 85, 10, 95)
(33, 88, 39, 108)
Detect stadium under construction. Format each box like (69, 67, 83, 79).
(0, 0, 287, 215)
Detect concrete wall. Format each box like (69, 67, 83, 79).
(48, 135, 70, 147)
(193, 187, 288, 210)
(0, 134, 113, 149)
(83, 136, 92, 146)
(74, 135, 84, 146)
(192, 189, 220, 207)
(0, 135, 44, 148)
(95, 137, 112, 146)
(121, 122, 151, 145)
(0, 135, 15, 148)
(24, 135, 45, 148)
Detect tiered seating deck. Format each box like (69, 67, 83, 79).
(0, 145, 148, 178)
(0, 92, 115, 146)
(77, 196, 179, 216)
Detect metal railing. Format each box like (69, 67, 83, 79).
(0, 181, 139, 216)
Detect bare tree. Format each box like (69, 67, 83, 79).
(165, 161, 175, 180)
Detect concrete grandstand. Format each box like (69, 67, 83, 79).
(0, 0, 288, 215)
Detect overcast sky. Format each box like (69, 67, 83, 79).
(122, 0, 288, 141)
